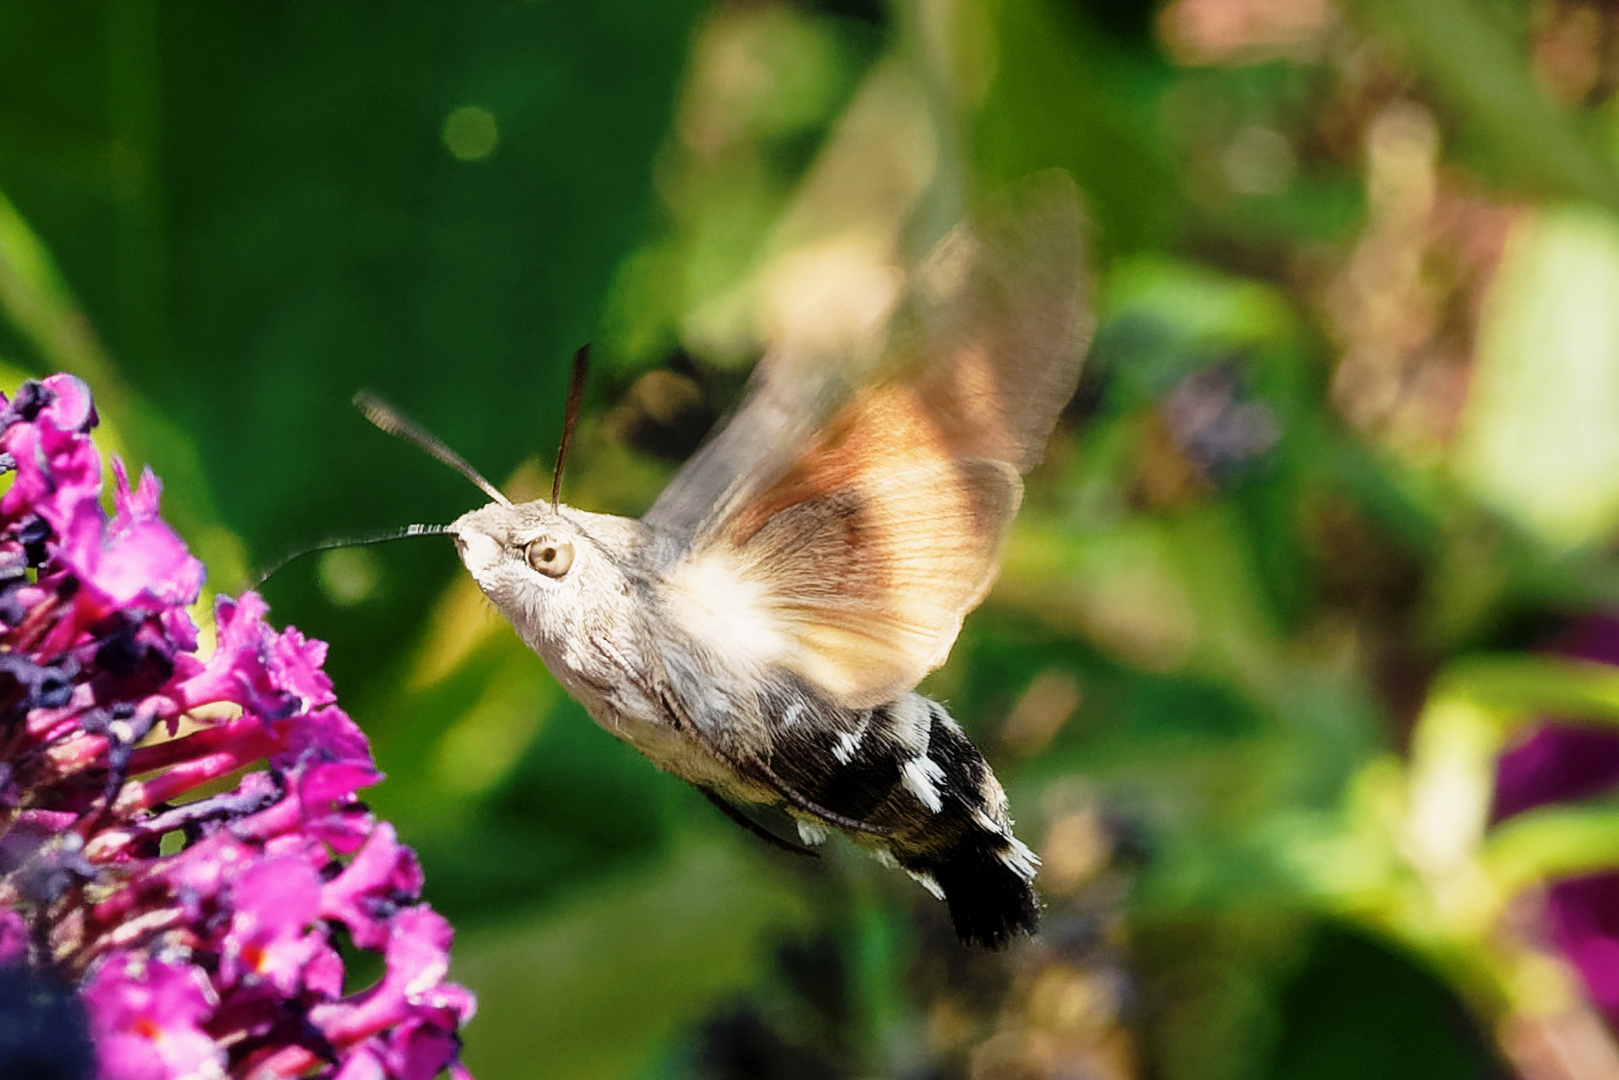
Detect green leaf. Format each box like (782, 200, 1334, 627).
(453, 839, 811, 1080)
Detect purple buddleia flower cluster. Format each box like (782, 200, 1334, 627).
(0, 374, 474, 1080)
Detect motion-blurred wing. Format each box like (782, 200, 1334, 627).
(640, 353, 846, 545)
(662, 172, 1091, 708)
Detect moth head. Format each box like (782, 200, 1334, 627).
(451, 500, 590, 613)
(451, 499, 653, 644)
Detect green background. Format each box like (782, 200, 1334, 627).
(6, 0, 1619, 1077)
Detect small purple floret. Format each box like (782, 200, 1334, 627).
(0, 375, 474, 1079)
(83, 958, 223, 1080)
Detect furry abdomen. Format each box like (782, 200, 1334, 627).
(756, 684, 1041, 949)
(559, 612, 1043, 949)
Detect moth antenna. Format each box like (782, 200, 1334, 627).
(552, 343, 590, 510)
(353, 391, 511, 506)
(251, 524, 450, 590)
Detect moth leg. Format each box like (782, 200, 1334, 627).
(753, 760, 894, 838)
(698, 787, 820, 858)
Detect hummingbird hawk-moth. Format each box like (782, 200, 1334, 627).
(355, 173, 1090, 948)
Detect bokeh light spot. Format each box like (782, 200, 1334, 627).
(317, 548, 381, 607)
(443, 105, 499, 161)
(1221, 125, 1294, 197)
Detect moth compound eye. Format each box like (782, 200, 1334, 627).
(525, 537, 575, 578)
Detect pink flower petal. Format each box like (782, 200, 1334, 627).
(83, 956, 223, 1080)
(220, 856, 324, 995)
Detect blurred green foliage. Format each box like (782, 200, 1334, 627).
(11, 0, 1619, 1078)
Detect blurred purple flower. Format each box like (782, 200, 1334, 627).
(1542, 875, 1619, 1019)
(1161, 361, 1280, 479)
(0, 375, 474, 1079)
(1494, 615, 1619, 1025)
(1494, 616, 1619, 822)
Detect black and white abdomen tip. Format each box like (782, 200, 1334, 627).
(765, 689, 1041, 949)
(883, 698, 1040, 949)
